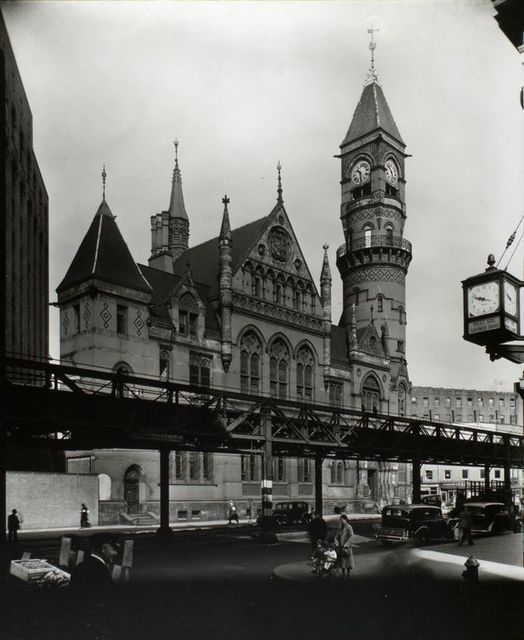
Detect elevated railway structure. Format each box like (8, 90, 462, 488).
(2, 356, 524, 539)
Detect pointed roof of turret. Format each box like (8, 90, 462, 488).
(57, 198, 151, 293)
(168, 139, 188, 221)
(341, 81, 404, 148)
(321, 244, 332, 282)
(219, 195, 232, 241)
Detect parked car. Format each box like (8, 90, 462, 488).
(257, 501, 311, 526)
(449, 502, 512, 535)
(376, 504, 452, 545)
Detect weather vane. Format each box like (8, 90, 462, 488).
(365, 25, 380, 85)
(102, 165, 107, 199)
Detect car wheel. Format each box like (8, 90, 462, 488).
(415, 530, 429, 546)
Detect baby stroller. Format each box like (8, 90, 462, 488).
(320, 546, 340, 579)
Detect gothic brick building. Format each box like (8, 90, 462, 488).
(57, 60, 413, 523)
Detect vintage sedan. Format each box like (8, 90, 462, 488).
(376, 504, 452, 545)
(450, 502, 512, 535)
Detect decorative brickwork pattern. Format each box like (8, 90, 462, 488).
(346, 267, 405, 284)
(100, 302, 112, 329)
(134, 310, 145, 336)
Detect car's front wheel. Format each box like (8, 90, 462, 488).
(415, 530, 430, 546)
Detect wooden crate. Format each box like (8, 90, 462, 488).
(10, 559, 56, 583)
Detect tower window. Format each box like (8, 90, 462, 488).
(352, 183, 371, 200)
(73, 304, 81, 334)
(377, 296, 383, 312)
(385, 183, 398, 197)
(116, 305, 128, 335)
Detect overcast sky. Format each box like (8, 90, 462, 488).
(4, 0, 524, 391)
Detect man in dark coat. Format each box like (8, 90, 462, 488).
(70, 536, 117, 594)
(7, 509, 20, 543)
(308, 511, 327, 550)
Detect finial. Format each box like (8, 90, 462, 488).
(277, 161, 283, 204)
(323, 243, 329, 252)
(365, 25, 380, 85)
(102, 165, 107, 199)
(174, 139, 179, 163)
(486, 253, 496, 271)
(222, 194, 230, 208)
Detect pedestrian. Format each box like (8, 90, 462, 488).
(308, 510, 327, 551)
(458, 508, 474, 546)
(335, 513, 355, 579)
(7, 509, 21, 543)
(227, 500, 239, 525)
(80, 503, 90, 528)
(71, 535, 117, 594)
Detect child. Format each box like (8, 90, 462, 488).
(322, 543, 338, 575)
(311, 539, 326, 574)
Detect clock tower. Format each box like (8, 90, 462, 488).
(336, 33, 412, 399)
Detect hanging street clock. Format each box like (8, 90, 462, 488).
(462, 255, 521, 347)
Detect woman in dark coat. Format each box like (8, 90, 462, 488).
(335, 514, 355, 579)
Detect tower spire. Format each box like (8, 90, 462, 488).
(365, 25, 380, 85)
(276, 161, 283, 204)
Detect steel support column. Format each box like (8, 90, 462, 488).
(412, 458, 421, 503)
(314, 453, 323, 515)
(484, 463, 490, 494)
(504, 436, 512, 506)
(0, 430, 6, 560)
(260, 406, 274, 535)
(157, 447, 173, 537)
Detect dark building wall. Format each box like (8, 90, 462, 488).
(0, 10, 49, 362)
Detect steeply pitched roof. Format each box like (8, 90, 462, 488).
(341, 82, 404, 147)
(172, 216, 268, 288)
(167, 158, 188, 221)
(57, 199, 151, 294)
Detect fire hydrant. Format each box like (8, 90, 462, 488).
(462, 555, 479, 582)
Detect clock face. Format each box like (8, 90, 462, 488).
(467, 281, 500, 317)
(504, 281, 517, 316)
(385, 159, 399, 185)
(351, 160, 371, 184)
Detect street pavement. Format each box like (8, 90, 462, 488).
(2, 520, 524, 640)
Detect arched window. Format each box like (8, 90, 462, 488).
(363, 225, 373, 248)
(189, 452, 200, 481)
(330, 462, 337, 484)
(362, 375, 381, 413)
(98, 473, 111, 501)
(189, 355, 210, 387)
(270, 338, 289, 399)
(398, 385, 406, 417)
(398, 306, 404, 325)
(179, 292, 199, 337)
(377, 295, 384, 313)
(240, 331, 262, 394)
(124, 465, 141, 515)
(297, 345, 315, 400)
(385, 224, 394, 246)
(159, 350, 170, 380)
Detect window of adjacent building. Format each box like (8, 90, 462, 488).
(478, 397, 483, 406)
(479, 414, 484, 422)
(189, 355, 210, 387)
(456, 397, 462, 408)
(189, 452, 200, 481)
(494, 469, 501, 479)
(175, 451, 185, 480)
(239, 332, 262, 394)
(488, 398, 494, 407)
(456, 413, 462, 422)
(510, 415, 516, 425)
(298, 458, 311, 483)
(462, 469, 468, 479)
(445, 470, 451, 480)
(467, 398, 472, 407)
(425, 470, 433, 480)
(297, 345, 314, 400)
(179, 293, 199, 337)
(117, 304, 128, 335)
(510, 398, 515, 408)
(241, 455, 258, 482)
(270, 338, 289, 399)
(274, 457, 285, 482)
(423, 397, 429, 407)
(202, 453, 213, 481)
(446, 397, 451, 406)
(411, 397, 417, 404)
(434, 397, 440, 406)
(434, 414, 440, 421)
(73, 304, 81, 333)
(480, 469, 485, 479)
(499, 398, 505, 408)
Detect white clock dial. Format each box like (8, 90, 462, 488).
(351, 160, 371, 184)
(385, 159, 399, 185)
(468, 281, 500, 317)
(504, 281, 517, 316)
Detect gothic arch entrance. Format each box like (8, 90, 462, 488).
(124, 465, 142, 515)
(361, 375, 381, 413)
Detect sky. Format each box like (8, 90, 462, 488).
(3, 0, 524, 391)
